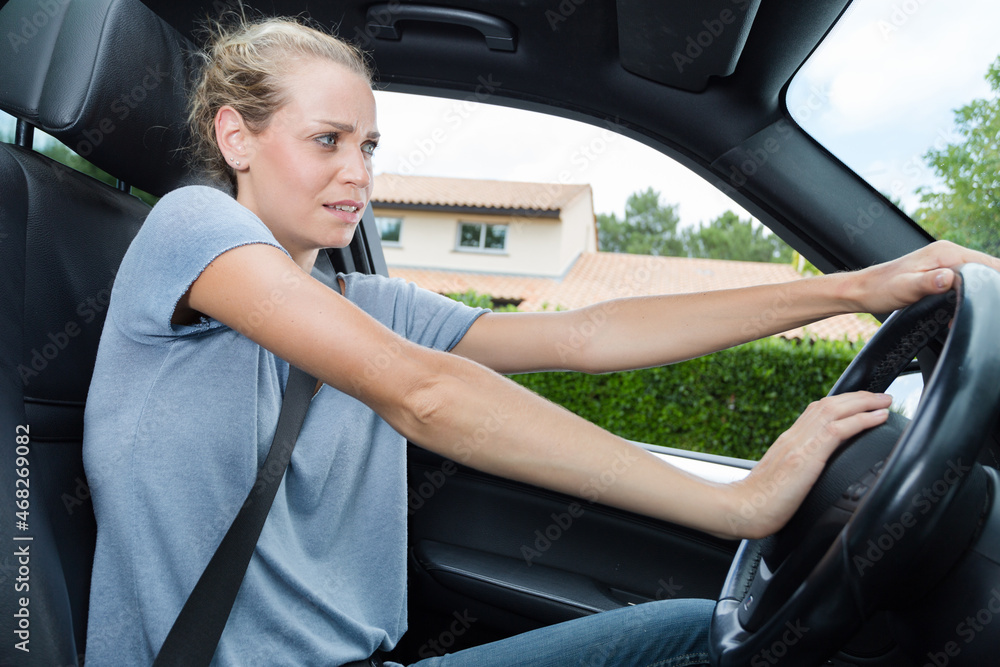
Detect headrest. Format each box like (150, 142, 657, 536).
(0, 0, 200, 196)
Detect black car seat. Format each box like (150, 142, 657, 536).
(0, 0, 198, 663)
(0, 1, 389, 663)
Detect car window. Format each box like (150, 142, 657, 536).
(0, 111, 15, 146)
(884, 372, 923, 419)
(788, 0, 1000, 418)
(787, 0, 1000, 254)
(0, 112, 159, 205)
(372, 90, 757, 233)
(371, 91, 872, 462)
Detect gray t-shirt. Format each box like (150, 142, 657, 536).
(82, 185, 485, 666)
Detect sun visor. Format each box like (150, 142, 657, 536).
(617, 0, 761, 92)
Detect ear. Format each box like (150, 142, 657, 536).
(215, 105, 250, 170)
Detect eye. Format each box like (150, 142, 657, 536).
(316, 133, 338, 148)
(362, 140, 379, 156)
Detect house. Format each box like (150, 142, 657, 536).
(371, 173, 596, 278)
(371, 174, 878, 341)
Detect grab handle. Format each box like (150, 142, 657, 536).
(365, 4, 516, 52)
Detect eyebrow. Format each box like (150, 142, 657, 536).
(316, 119, 381, 140)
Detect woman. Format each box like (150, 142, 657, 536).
(81, 14, 997, 667)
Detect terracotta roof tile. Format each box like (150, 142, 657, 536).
(388, 252, 879, 341)
(373, 173, 591, 212)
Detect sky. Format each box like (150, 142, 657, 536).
(370, 0, 1000, 226)
(370, 89, 749, 227)
(786, 0, 1000, 215)
(3, 0, 996, 228)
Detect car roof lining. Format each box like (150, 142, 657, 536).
(142, 0, 846, 158)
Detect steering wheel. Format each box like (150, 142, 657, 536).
(709, 263, 1000, 666)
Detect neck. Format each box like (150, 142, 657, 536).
(290, 247, 320, 274)
(233, 187, 319, 274)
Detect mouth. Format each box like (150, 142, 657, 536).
(323, 200, 365, 223)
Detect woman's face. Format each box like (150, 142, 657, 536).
(234, 57, 379, 266)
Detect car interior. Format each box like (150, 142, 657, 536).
(1, 0, 999, 665)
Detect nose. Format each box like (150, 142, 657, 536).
(339, 144, 372, 191)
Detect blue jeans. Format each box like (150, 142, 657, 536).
(402, 598, 713, 667)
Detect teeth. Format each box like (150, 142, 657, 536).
(330, 204, 358, 212)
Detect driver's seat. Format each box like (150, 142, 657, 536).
(0, 0, 197, 663)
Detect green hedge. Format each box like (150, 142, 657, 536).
(507, 336, 861, 461)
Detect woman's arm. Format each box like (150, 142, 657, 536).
(451, 240, 1000, 374)
(449, 278, 848, 374)
(183, 242, 890, 539)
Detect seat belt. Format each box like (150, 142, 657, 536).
(153, 253, 341, 667)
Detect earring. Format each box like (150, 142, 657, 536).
(235, 161, 241, 166)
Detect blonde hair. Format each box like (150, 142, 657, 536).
(187, 14, 373, 192)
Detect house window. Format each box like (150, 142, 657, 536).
(375, 216, 403, 246)
(457, 222, 507, 252)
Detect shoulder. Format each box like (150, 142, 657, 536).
(341, 271, 402, 292)
(108, 185, 289, 339)
(149, 185, 252, 226)
(342, 272, 478, 313)
(341, 273, 487, 349)
(340, 273, 411, 308)
(157, 183, 235, 204)
(137, 185, 279, 249)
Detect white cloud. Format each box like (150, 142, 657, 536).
(786, 0, 1000, 210)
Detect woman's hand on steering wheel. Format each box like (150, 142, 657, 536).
(845, 240, 1000, 315)
(724, 391, 892, 540)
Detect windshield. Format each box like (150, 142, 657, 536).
(787, 0, 1000, 254)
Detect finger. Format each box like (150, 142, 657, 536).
(927, 240, 1000, 274)
(798, 392, 892, 427)
(890, 267, 952, 304)
(735, 402, 891, 538)
(817, 406, 890, 445)
(830, 389, 892, 408)
(778, 393, 891, 464)
(938, 240, 1000, 272)
(765, 392, 890, 458)
(929, 268, 954, 293)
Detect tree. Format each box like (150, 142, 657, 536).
(685, 210, 793, 263)
(597, 187, 686, 256)
(2, 111, 160, 204)
(40, 139, 120, 188)
(915, 56, 1000, 255)
(598, 188, 793, 263)
(7, 128, 161, 206)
